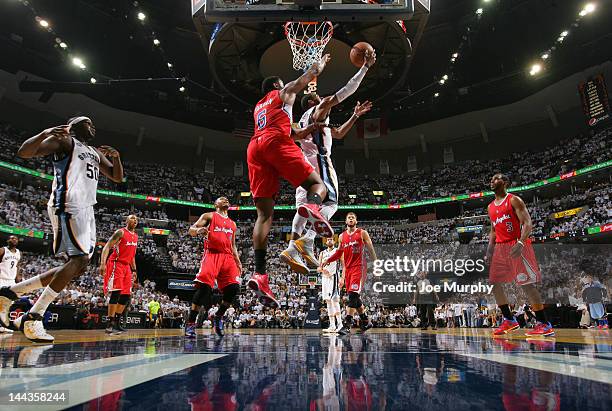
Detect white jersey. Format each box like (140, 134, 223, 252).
(48, 137, 100, 213)
(0, 247, 20, 283)
(298, 106, 333, 159)
(320, 247, 339, 276)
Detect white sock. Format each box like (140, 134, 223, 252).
(335, 314, 343, 329)
(328, 316, 335, 329)
(291, 212, 307, 237)
(30, 287, 60, 316)
(11, 276, 44, 297)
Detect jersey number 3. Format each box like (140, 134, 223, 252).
(257, 109, 267, 130)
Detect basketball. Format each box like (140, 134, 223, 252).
(350, 42, 374, 67)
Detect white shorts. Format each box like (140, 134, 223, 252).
(322, 274, 339, 301)
(0, 279, 16, 288)
(296, 154, 339, 207)
(48, 206, 96, 258)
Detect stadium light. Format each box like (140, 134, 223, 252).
(59, 41, 68, 49)
(179, 86, 185, 92)
(452, 53, 459, 58)
(153, 38, 160, 46)
(442, 74, 449, 80)
(476, 8, 483, 15)
(560, 30, 569, 37)
(167, 62, 173, 68)
(529, 63, 542, 76)
(541, 53, 549, 60)
(580, 3, 596, 16)
(90, 77, 96, 84)
(434, 92, 440, 97)
(439, 79, 446, 85)
(38, 19, 49, 28)
(72, 57, 86, 69)
(137, 12, 146, 21)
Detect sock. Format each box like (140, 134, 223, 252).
(534, 309, 547, 324)
(11, 275, 43, 297)
(304, 229, 317, 242)
(30, 286, 59, 316)
(254, 249, 267, 274)
(328, 316, 335, 329)
(307, 192, 322, 205)
(188, 309, 198, 324)
(499, 304, 514, 321)
(335, 314, 343, 329)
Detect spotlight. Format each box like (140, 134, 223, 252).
(179, 86, 185, 92)
(476, 8, 483, 15)
(442, 74, 449, 80)
(541, 53, 549, 60)
(483, 0, 491, 2)
(451, 57, 456, 62)
(529, 63, 542, 76)
(560, 30, 569, 37)
(452, 53, 459, 58)
(90, 77, 97, 84)
(72, 57, 85, 69)
(434, 92, 439, 97)
(580, 3, 596, 16)
(153, 38, 160, 46)
(137, 12, 146, 21)
(38, 19, 49, 28)
(439, 79, 445, 85)
(167, 62, 173, 68)
(59, 42, 68, 49)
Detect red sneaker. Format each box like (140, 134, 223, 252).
(525, 322, 555, 337)
(247, 273, 279, 308)
(297, 204, 334, 237)
(493, 319, 520, 336)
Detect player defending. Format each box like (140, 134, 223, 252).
(0, 236, 21, 333)
(247, 54, 335, 308)
(318, 237, 343, 333)
(281, 51, 375, 273)
(0, 116, 123, 342)
(186, 197, 242, 338)
(100, 215, 139, 334)
(321, 212, 377, 335)
(486, 173, 554, 337)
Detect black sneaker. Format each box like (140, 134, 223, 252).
(214, 317, 224, 337)
(115, 319, 127, 332)
(360, 322, 373, 332)
(337, 326, 351, 336)
(105, 323, 114, 334)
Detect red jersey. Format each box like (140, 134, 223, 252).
(488, 193, 522, 243)
(109, 228, 138, 265)
(346, 378, 372, 411)
(328, 228, 366, 270)
(252, 90, 293, 140)
(204, 212, 237, 254)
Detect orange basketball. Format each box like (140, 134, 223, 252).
(350, 42, 374, 67)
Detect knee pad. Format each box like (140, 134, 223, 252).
(118, 294, 131, 306)
(347, 292, 362, 309)
(108, 291, 120, 304)
(193, 284, 213, 309)
(221, 283, 240, 304)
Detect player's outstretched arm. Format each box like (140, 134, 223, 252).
(99, 229, 124, 276)
(188, 212, 212, 237)
(17, 126, 71, 158)
(510, 195, 532, 258)
(280, 54, 331, 104)
(331, 101, 372, 140)
(96, 145, 124, 183)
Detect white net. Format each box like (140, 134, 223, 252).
(284, 21, 333, 71)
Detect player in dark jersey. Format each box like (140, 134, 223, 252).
(186, 197, 242, 338)
(486, 173, 554, 337)
(100, 215, 139, 334)
(321, 212, 377, 335)
(247, 53, 335, 308)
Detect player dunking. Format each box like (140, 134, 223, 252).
(0, 116, 123, 342)
(281, 51, 375, 273)
(100, 215, 139, 334)
(247, 54, 335, 308)
(318, 237, 343, 333)
(486, 173, 554, 337)
(0, 236, 21, 333)
(321, 212, 377, 335)
(186, 197, 242, 338)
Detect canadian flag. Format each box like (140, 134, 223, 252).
(357, 118, 388, 139)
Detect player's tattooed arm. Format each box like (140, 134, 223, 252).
(17, 125, 71, 158)
(96, 146, 124, 183)
(331, 100, 372, 140)
(361, 229, 377, 262)
(510, 195, 532, 258)
(188, 212, 212, 237)
(280, 54, 331, 104)
(99, 229, 124, 276)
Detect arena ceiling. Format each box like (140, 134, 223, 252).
(0, 0, 610, 134)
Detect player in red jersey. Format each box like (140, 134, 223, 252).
(100, 215, 139, 334)
(486, 173, 554, 337)
(321, 212, 377, 335)
(246, 54, 335, 308)
(185, 197, 242, 338)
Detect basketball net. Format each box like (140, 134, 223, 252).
(284, 21, 333, 95)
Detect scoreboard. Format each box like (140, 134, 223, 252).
(578, 74, 611, 127)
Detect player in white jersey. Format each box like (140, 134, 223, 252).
(280, 51, 375, 274)
(0, 116, 124, 342)
(0, 236, 20, 333)
(319, 237, 343, 333)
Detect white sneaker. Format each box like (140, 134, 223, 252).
(0, 287, 18, 327)
(0, 326, 13, 334)
(14, 312, 55, 343)
(323, 327, 338, 334)
(294, 237, 318, 268)
(280, 243, 309, 274)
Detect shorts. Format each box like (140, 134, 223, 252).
(489, 241, 541, 285)
(322, 274, 339, 301)
(345, 266, 365, 294)
(247, 134, 315, 200)
(295, 154, 339, 206)
(104, 261, 132, 295)
(195, 251, 241, 291)
(48, 205, 96, 258)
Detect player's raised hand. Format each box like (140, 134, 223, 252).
(354, 101, 372, 117)
(45, 125, 70, 138)
(364, 50, 376, 68)
(313, 54, 331, 74)
(98, 145, 120, 158)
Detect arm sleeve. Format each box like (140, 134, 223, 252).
(335, 65, 368, 103)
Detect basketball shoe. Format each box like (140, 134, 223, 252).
(14, 312, 54, 343)
(247, 273, 279, 308)
(297, 204, 333, 237)
(280, 243, 309, 274)
(524, 322, 555, 337)
(0, 286, 18, 328)
(294, 236, 318, 268)
(185, 323, 197, 339)
(493, 318, 520, 336)
(213, 317, 224, 337)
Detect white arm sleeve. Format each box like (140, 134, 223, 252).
(335, 65, 369, 103)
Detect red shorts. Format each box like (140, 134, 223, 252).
(489, 241, 541, 285)
(195, 251, 240, 290)
(104, 261, 132, 295)
(247, 134, 314, 200)
(345, 266, 366, 294)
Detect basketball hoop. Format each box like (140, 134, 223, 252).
(284, 21, 333, 72)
